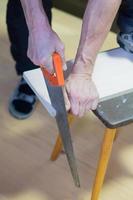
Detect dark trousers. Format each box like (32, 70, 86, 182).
(118, 0, 133, 33)
(6, 0, 52, 75)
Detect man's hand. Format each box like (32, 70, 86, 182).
(65, 73, 99, 117)
(28, 27, 66, 72)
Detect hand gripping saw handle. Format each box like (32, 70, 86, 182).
(40, 53, 80, 187)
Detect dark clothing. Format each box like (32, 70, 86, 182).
(118, 0, 133, 33)
(6, 0, 52, 75)
(6, 0, 133, 75)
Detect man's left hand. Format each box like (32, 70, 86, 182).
(65, 73, 99, 117)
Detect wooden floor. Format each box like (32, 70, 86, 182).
(1, 1, 133, 200)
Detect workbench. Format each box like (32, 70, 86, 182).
(23, 47, 133, 200)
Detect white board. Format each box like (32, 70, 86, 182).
(23, 48, 133, 116)
(93, 48, 133, 99)
(23, 68, 56, 117)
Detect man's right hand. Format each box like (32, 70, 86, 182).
(27, 26, 67, 72)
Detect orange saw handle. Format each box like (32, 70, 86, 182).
(40, 53, 64, 86)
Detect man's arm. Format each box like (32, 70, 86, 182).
(20, 0, 66, 72)
(66, 0, 122, 117)
(73, 0, 122, 74)
(20, 0, 50, 30)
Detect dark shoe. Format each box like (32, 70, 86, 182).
(117, 32, 133, 53)
(9, 78, 37, 119)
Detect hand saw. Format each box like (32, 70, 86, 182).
(40, 53, 80, 187)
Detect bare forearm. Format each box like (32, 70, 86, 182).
(73, 0, 122, 74)
(20, 0, 50, 30)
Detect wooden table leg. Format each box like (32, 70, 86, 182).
(50, 113, 74, 161)
(91, 128, 117, 200)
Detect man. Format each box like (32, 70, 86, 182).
(7, 0, 133, 118)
